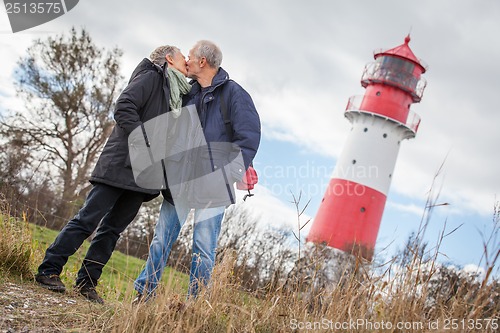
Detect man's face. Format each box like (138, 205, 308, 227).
(186, 48, 201, 80)
(171, 51, 187, 76)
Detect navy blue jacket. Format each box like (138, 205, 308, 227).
(183, 67, 261, 182)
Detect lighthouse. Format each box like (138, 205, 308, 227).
(307, 36, 427, 260)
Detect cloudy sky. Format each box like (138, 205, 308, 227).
(1, 0, 499, 270)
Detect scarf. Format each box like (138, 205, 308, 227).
(167, 67, 191, 116)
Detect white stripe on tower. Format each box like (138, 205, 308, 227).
(332, 112, 408, 196)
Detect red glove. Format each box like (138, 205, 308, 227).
(236, 166, 258, 190)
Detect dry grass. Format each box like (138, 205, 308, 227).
(100, 250, 499, 333)
(1, 194, 499, 332)
(0, 204, 35, 278)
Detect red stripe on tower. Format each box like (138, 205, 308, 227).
(308, 179, 386, 259)
(307, 36, 428, 260)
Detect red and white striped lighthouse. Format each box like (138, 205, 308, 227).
(307, 36, 427, 260)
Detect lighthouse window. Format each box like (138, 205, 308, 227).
(363, 128, 368, 132)
(360, 207, 366, 213)
(379, 56, 415, 73)
(383, 133, 388, 138)
(352, 160, 357, 164)
(376, 91, 381, 96)
(377, 56, 417, 91)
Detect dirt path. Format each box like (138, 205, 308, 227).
(0, 279, 103, 333)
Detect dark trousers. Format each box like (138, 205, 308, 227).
(37, 183, 146, 287)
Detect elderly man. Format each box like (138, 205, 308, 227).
(35, 45, 190, 304)
(134, 40, 261, 300)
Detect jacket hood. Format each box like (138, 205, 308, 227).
(129, 58, 164, 82)
(211, 67, 230, 87)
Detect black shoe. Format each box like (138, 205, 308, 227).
(35, 274, 66, 292)
(78, 285, 104, 304)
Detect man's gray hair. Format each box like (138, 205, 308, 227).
(150, 45, 179, 66)
(192, 40, 223, 69)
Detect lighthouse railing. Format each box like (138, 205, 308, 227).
(361, 62, 427, 102)
(345, 95, 421, 134)
(406, 109, 421, 133)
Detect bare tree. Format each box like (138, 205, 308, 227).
(0, 27, 123, 225)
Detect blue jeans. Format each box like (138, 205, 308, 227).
(134, 199, 225, 298)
